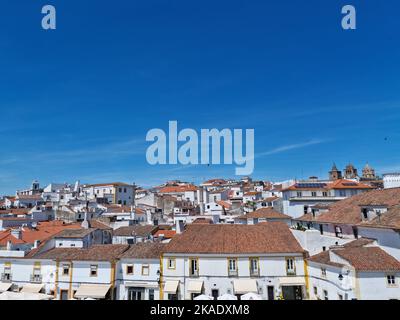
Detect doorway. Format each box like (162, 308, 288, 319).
(267, 286, 275, 300)
(281, 286, 303, 300)
(127, 287, 145, 300)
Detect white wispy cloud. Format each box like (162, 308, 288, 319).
(0, 137, 146, 166)
(256, 139, 328, 158)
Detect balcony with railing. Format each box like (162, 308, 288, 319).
(250, 268, 260, 277)
(30, 274, 42, 283)
(228, 269, 238, 277)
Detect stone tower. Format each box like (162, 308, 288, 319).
(344, 163, 358, 179)
(362, 163, 376, 179)
(329, 163, 342, 180)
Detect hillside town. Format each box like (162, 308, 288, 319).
(0, 163, 400, 300)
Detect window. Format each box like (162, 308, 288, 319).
(149, 289, 154, 300)
(303, 206, 308, 215)
(189, 259, 199, 277)
(297, 192, 302, 198)
(2, 263, 11, 281)
(286, 258, 295, 275)
(335, 226, 343, 238)
(250, 258, 259, 276)
(338, 294, 343, 300)
(90, 265, 98, 277)
(362, 209, 368, 220)
(62, 264, 70, 276)
(124, 188, 127, 193)
(228, 258, 238, 276)
(119, 188, 122, 193)
(339, 190, 346, 197)
(126, 265, 134, 275)
(167, 258, 176, 269)
(32, 263, 42, 282)
(323, 192, 328, 197)
(321, 268, 327, 277)
(118, 200, 122, 204)
(352, 226, 358, 239)
(313, 287, 318, 295)
(387, 275, 396, 286)
(311, 192, 317, 197)
(323, 290, 328, 300)
(142, 265, 149, 276)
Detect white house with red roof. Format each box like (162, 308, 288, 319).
(281, 179, 373, 218)
(307, 239, 400, 300)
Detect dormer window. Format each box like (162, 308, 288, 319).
(362, 208, 368, 220)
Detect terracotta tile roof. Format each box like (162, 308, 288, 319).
(158, 185, 198, 193)
(192, 218, 213, 224)
(120, 243, 166, 259)
(238, 208, 291, 220)
(17, 195, 43, 200)
(307, 251, 345, 268)
(90, 219, 112, 230)
(30, 244, 130, 261)
(0, 221, 82, 246)
(202, 179, 227, 185)
(104, 205, 133, 213)
(261, 196, 280, 202)
(296, 188, 400, 225)
(54, 228, 96, 238)
(283, 179, 372, 192)
(244, 192, 260, 196)
(307, 238, 400, 271)
(327, 179, 373, 190)
(85, 182, 131, 187)
(358, 205, 400, 230)
(164, 222, 305, 254)
(153, 230, 176, 239)
(0, 208, 31, 215)
(113, 225, 158, 237)
(215, 200, 232, 209)
(334, 247, 400, 271)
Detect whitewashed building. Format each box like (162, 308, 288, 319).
(116, 243, 164, 300)
(161, 223, 308, 300)
(307, 239, 400, 300)
(282, 179, 372, 219)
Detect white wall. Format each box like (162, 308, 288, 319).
(162, 254, 306, 300)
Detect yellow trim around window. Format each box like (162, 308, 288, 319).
(227, 257, 238, 275)
(189, 258, 199, 276)
(142, 264, 150, 276)
(62, 263, 70, 276)
(249, 257, 260, 276)
(285, 257, 296, 275)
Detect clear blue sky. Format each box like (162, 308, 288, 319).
(0, 0, 399, 194)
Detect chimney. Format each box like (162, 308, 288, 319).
(33, 240, 40, 249)
(81, 210, 90, 229)
(11, 228, 22, 240)
(130, 205, 136, 220)
(175, 220, 184, 234)
(198, 187, 205, 215)
(146, 209, 152, 225)
(6, 240, 12, 251)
